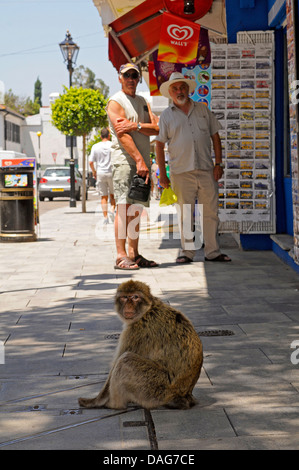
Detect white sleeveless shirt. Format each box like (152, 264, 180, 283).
(107, 91, 151, 168)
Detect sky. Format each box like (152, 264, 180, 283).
(0, 0, 149, 107)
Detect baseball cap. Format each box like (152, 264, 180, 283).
(119, 63, 140, 75)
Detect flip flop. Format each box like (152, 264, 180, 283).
(114, 256, 139, 270)
(134, 254, 159, 268)
(176, 256, 193, 264)
(205, 254, 231, 262)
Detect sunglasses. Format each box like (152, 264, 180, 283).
(123, 71, 139, 79)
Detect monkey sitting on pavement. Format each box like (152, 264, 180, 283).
(78, 280, 203, 410)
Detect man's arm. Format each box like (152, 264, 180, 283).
(211, 132, 223, 182)
(155, 140, 170, 189)
(89, 161, 96, 179)
(107, 100, 149, 182)
(113, 102, 159, 137)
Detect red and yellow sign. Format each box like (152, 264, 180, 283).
(158, 12, 201, 64)
(148, 61, 161, 96)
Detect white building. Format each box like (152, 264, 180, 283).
(0, 104, 26, 155)
(23, 93, 83, 172)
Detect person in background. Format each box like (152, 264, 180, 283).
(89, 127, 116, 225)
(150, 157, 159, 199)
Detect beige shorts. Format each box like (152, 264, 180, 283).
(97, 172, 114, 197)
(113, 164, 150, 207)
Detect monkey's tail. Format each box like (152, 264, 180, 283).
(78, 380, 110, 409)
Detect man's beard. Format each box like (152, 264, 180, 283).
(176, 95, 188, 105)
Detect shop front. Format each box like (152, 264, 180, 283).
(94, 0, 299, 271)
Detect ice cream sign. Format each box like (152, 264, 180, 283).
(158, 12, 200, 64)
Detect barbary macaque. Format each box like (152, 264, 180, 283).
(78, 280, 203, 410)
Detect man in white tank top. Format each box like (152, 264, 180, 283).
(107, 63, 159, 270)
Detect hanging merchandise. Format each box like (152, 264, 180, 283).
(152, 27, 211, 96)
(152, 50, 183, 93)
(209, 39, 275, 234)
(158, 11, 201, 64)
(148, 61, 161, 96)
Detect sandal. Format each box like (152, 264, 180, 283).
(114, 256, 139, 270)
(176, 256, 193, 264)
(205, 254, 231, 262)
(134, 254, 159, 268)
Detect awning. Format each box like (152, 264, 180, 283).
(107, 0, 226, 72)
(108, 0, 164, 71)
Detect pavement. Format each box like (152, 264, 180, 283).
(1, 189, 299, 451)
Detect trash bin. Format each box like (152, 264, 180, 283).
(0, 167, 36, 242)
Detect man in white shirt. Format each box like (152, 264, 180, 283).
(156, 72, 231, 263)
(89, 128, 115, 225)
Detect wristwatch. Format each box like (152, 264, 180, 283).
(136, 122, 142, 132)
(215, 163, 225, 168)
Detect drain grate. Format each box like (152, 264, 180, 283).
(197, 330, 235, 337)
(25, 405, 47, 412)
(105, 333, 120, 340)
(60, 409, 82, 416)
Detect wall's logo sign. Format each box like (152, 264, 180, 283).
(167, 24, 194, 43)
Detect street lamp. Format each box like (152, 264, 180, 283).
(59, 30, 79, 207)
(36, 131, 42, 183)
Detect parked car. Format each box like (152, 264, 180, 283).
(39, 166, 87, 201)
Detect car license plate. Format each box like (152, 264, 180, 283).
(52, 188, 64, 192)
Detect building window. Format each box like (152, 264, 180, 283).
(5, 121, 20, 144)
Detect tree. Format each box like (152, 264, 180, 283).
(34, 77, 42, 107)
(51, 86, 108, 212)
(4, 89, 40, 116)
(73, 65, 110, 98)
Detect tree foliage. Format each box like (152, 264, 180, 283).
(4, 89, 40, 116)
(73, 65, 110, 98)
(51, 86, 108, 213)
(34, 77, 42, 107)
(51, 86, 108, 137)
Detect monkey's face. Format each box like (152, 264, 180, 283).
(116, 292, 151, 323)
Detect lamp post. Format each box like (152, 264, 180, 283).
(36, 131, 42, 184)
(59, 30, 79, 207)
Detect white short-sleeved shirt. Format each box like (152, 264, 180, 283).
(89, 141, 112, 174)
(157, 100, 222, 174)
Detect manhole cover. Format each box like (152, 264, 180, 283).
(197, 330, 235, 337)
(105, 333, 120, 340)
